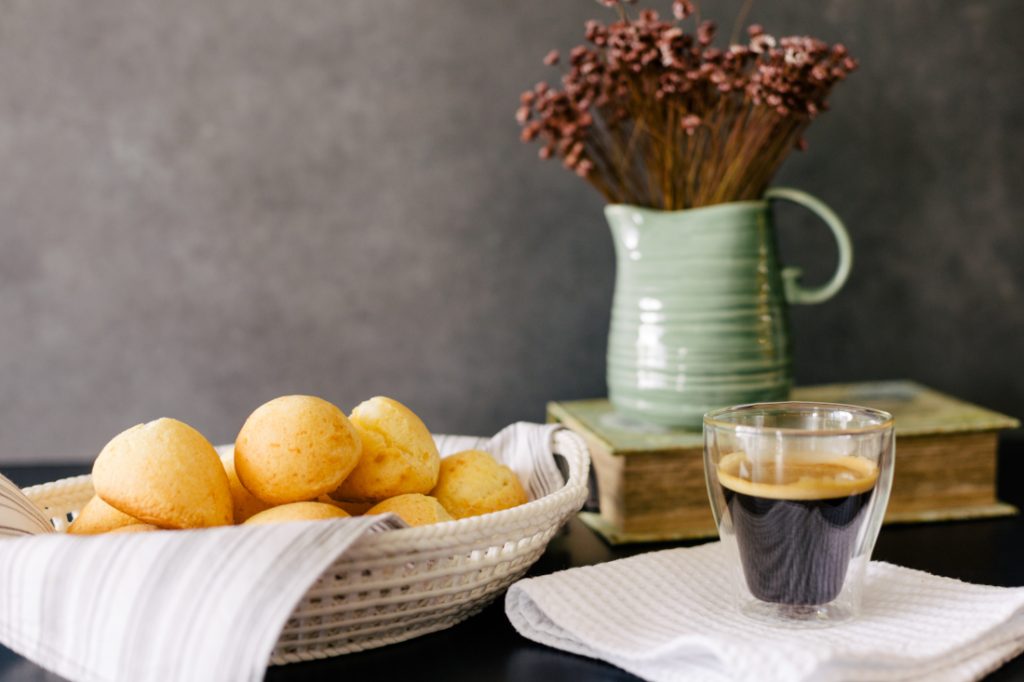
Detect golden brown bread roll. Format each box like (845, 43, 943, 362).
(331, 397, 440, 503)
(431, 449, 528, 519)
(92, 418, 233, 529)
(234, 395, 362, 505)
(366, 494, 453, 527)
(67, 496, 140, 535)
(223, 456, 273, 523)
(243, 501, 350, 525)
(108, 523, 161, 534)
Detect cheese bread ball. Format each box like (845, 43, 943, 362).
(431, 450, 528, 519)
(243, 501, 350, 525)
(109, 523, 160, 534)
(67, 496, 140, 535)
(92, 418, 233, 529)
(331, 397, 440, 503)
(234, 395, 362, 505)
(223, 456, 273, 523)
(366, 494, 453, 527)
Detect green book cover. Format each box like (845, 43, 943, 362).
(549, 380, 1020, 456)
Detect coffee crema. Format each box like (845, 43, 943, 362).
(718, 453, 879, 606)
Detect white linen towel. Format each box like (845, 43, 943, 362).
(506, 541, 1024, 682)
(0, 422, 564, 682)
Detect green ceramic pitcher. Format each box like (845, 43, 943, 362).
(605, 187, 852, 429)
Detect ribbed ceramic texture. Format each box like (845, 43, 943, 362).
(606, 201, 791, 428)
(22, 431, 590, 664)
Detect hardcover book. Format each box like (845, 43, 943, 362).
(548, 381, 1020, 544)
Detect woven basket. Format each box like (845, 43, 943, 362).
(20, 430, 590, 664)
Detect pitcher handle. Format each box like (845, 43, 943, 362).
(765, 187, 853, 306)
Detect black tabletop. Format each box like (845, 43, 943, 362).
(2, 435, 1024, 682)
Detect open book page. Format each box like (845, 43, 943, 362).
(0, 473, 55, 537)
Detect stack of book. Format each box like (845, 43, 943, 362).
(548, 381, 1020, 544)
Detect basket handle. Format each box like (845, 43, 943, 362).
(552, 430, 592, 492)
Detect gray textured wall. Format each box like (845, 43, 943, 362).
(0, 1, 1021, 463)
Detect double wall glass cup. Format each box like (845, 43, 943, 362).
(704, 402, 895, 625)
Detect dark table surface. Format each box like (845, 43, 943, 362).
(2, 433, 1024, 682)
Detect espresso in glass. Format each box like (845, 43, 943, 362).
(704, 402, 894, 624)
(717, 452, 879, 606)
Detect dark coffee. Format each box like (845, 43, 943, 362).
(718, 453, 878, 606)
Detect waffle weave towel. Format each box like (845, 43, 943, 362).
(506, 541, 1024, 682)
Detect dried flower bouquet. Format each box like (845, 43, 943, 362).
(516, 0, 857, 210)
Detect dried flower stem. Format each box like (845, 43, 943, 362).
(517, 1, 857, 210)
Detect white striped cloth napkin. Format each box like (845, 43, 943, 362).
(0, 472, 53, 537)
(0, 422, 564, 682)
(506, 542, 1024, 682)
